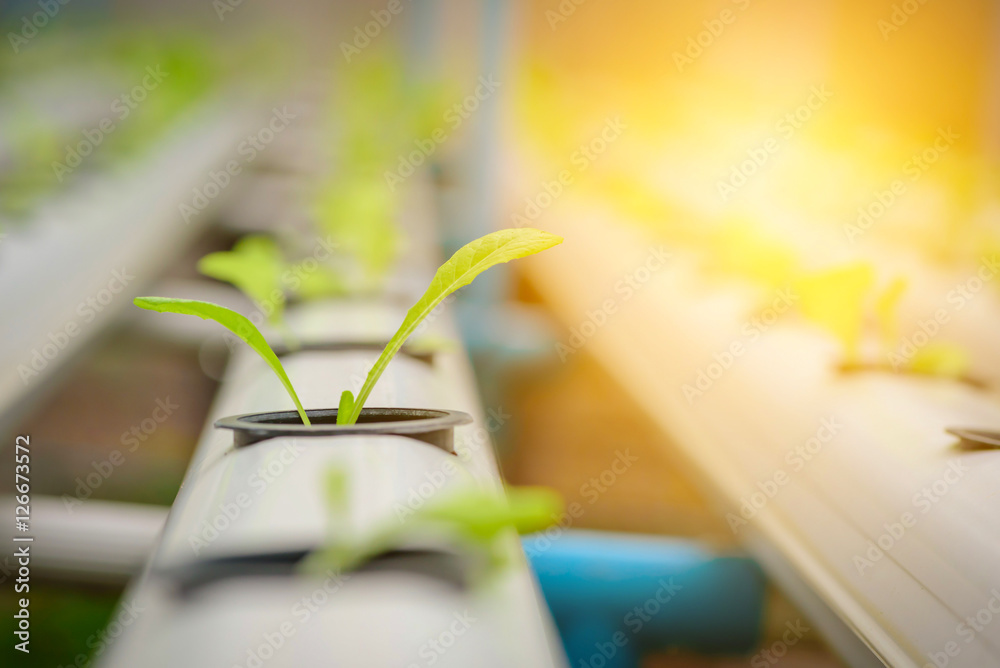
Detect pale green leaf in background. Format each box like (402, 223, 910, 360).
(300, 484, 564, 578)
(414, 486, 564, 541)
(198, 235, 286, 324)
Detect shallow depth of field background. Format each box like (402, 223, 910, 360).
(1, 1, 998, 666)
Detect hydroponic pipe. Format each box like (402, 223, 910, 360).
(101, 300, 567, 668)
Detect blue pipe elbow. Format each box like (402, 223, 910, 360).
(524, 530, 766, 668)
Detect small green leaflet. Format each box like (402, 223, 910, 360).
(337, 390, 355, 424)
(339, 228, 563, 424)
(300, 484, 564, 578)
(197, 235, 285, 324)
(133, 297, 311, 425)
(313, 177, 398, 285)
(414, 486, 564, 541)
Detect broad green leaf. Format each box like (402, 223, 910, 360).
(342, 228, 563, 424)
(336, 391, 355, 426)
(198, 236, 286, 325)
(133, 297, 310, 425)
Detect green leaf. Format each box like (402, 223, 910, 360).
(342, 228, 563, 424)
(336, 391, 355, 426)
(414, 486, 564, 541)
(323, 466, 350, 515)
(197, 236, 286, 325)
(293, 264, 346, 300)
(133, 297, 310, 425)
(299, 485, 564, 578)
(313, 177, 399, 284)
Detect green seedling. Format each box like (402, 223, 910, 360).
(133, 228, 561, 427)
(133, 297, 310, 425)
(337, 228, 563, 425)
(313, 177, 399, 285)
(314, 48, 449, 286)
(301, 482, 563, 579)
(198, 235, 347, 348)
(198, 235, 297, 348)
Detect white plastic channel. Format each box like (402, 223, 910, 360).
(0, 94, 263, 436)
(101, 299, 567, 668)
(0, 496, 166, 584)
(520, 213, 1000, 668)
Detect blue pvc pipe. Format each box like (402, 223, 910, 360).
(524, 530, 766, 668)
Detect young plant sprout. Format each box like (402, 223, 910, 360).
(336, 227, 562, 425)
(133, 228, 562, 426)
(301, 477, 564, 579)
(198, 235, 297, 347)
